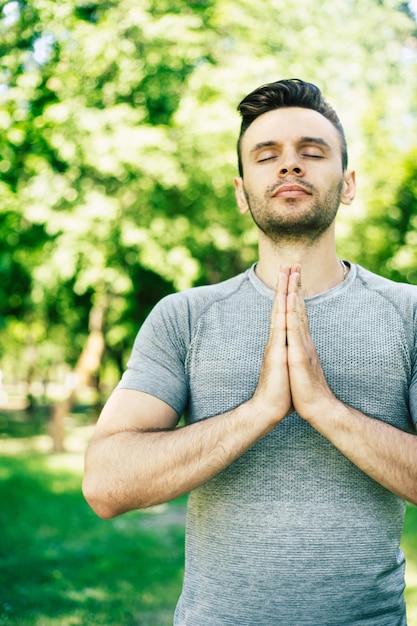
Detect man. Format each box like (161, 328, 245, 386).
(83, 79, 417, 625)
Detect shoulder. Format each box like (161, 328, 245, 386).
(353, 264, 417, 324)
(355, 264, 417, 300)
(155, 269, 252, 319)
(133, 269, 253, 360)
(138, 269, 253, 343)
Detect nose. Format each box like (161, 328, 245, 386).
(278, 151, 304, 177)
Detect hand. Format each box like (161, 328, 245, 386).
(253, 265, 293, 423)
(286, 264, 337, 421)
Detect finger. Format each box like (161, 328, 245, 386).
(287, 263, 302, 296)
(268, 265, 290, 342)
(287, 265, 310, 340)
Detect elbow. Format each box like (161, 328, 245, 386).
(82, 476, 123, 520)
(407, 493, 417, 507)
(82, 474, 153, 518)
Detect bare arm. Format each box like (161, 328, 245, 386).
(83, 268, 293, 519)
(286, 265, 417, 506)
(83, 390, 280, 518)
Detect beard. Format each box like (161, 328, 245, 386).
(244, 178, 344, 245)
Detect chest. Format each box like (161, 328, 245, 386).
(185, 298, 412, 429)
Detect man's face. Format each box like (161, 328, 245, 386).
(234, 107, 355, 244)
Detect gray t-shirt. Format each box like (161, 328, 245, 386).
(118, 263, 417, 625)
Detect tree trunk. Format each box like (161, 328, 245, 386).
(50, 303, 106, 452)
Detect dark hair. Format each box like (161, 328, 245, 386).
(236, 78, 348, 176)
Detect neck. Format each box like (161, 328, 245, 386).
(255, 228, 346, 297)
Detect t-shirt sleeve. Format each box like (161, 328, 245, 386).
(408, 304, 417, 429)
(116, 294, 190, 417)
(409, 382, 417, 429)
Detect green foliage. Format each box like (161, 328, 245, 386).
(0, 429, 416, 624)
(1, 0, 417, 384)
(0, 440, 186, 625)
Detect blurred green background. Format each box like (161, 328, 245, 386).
(0, 427, 416, 625)
(1, 0, 417, 623)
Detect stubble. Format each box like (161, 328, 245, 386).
(244, 178, 344, 245)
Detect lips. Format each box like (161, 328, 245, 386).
(273, 184, 312, 198)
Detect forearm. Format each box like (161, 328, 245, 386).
(83, 398, 275, 518)
(285, 266, 417, 505)
(308, 398, 417, 505)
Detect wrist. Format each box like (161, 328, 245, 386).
(297, 394, 345, 429)
(247, 394, 290, 431)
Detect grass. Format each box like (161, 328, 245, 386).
(0, 425, 185, 625)
(403, 503, 417, 626)
(0, 418, 416, 625)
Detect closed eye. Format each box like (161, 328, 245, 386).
(258, 155, 278, 162)
(258, 153, 323, 162)
(256, 149, 280, 162)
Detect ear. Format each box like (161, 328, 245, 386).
(340, 169, 356, 206)
(234, 177, 250, 214)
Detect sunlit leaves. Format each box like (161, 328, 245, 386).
(1, 0, 417, 384)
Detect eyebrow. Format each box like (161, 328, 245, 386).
(249, 140, 277, 154)
(299, 136, 332, 150)
(249, 136, 332, 154)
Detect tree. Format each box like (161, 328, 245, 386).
(1, 0, 417, 447)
